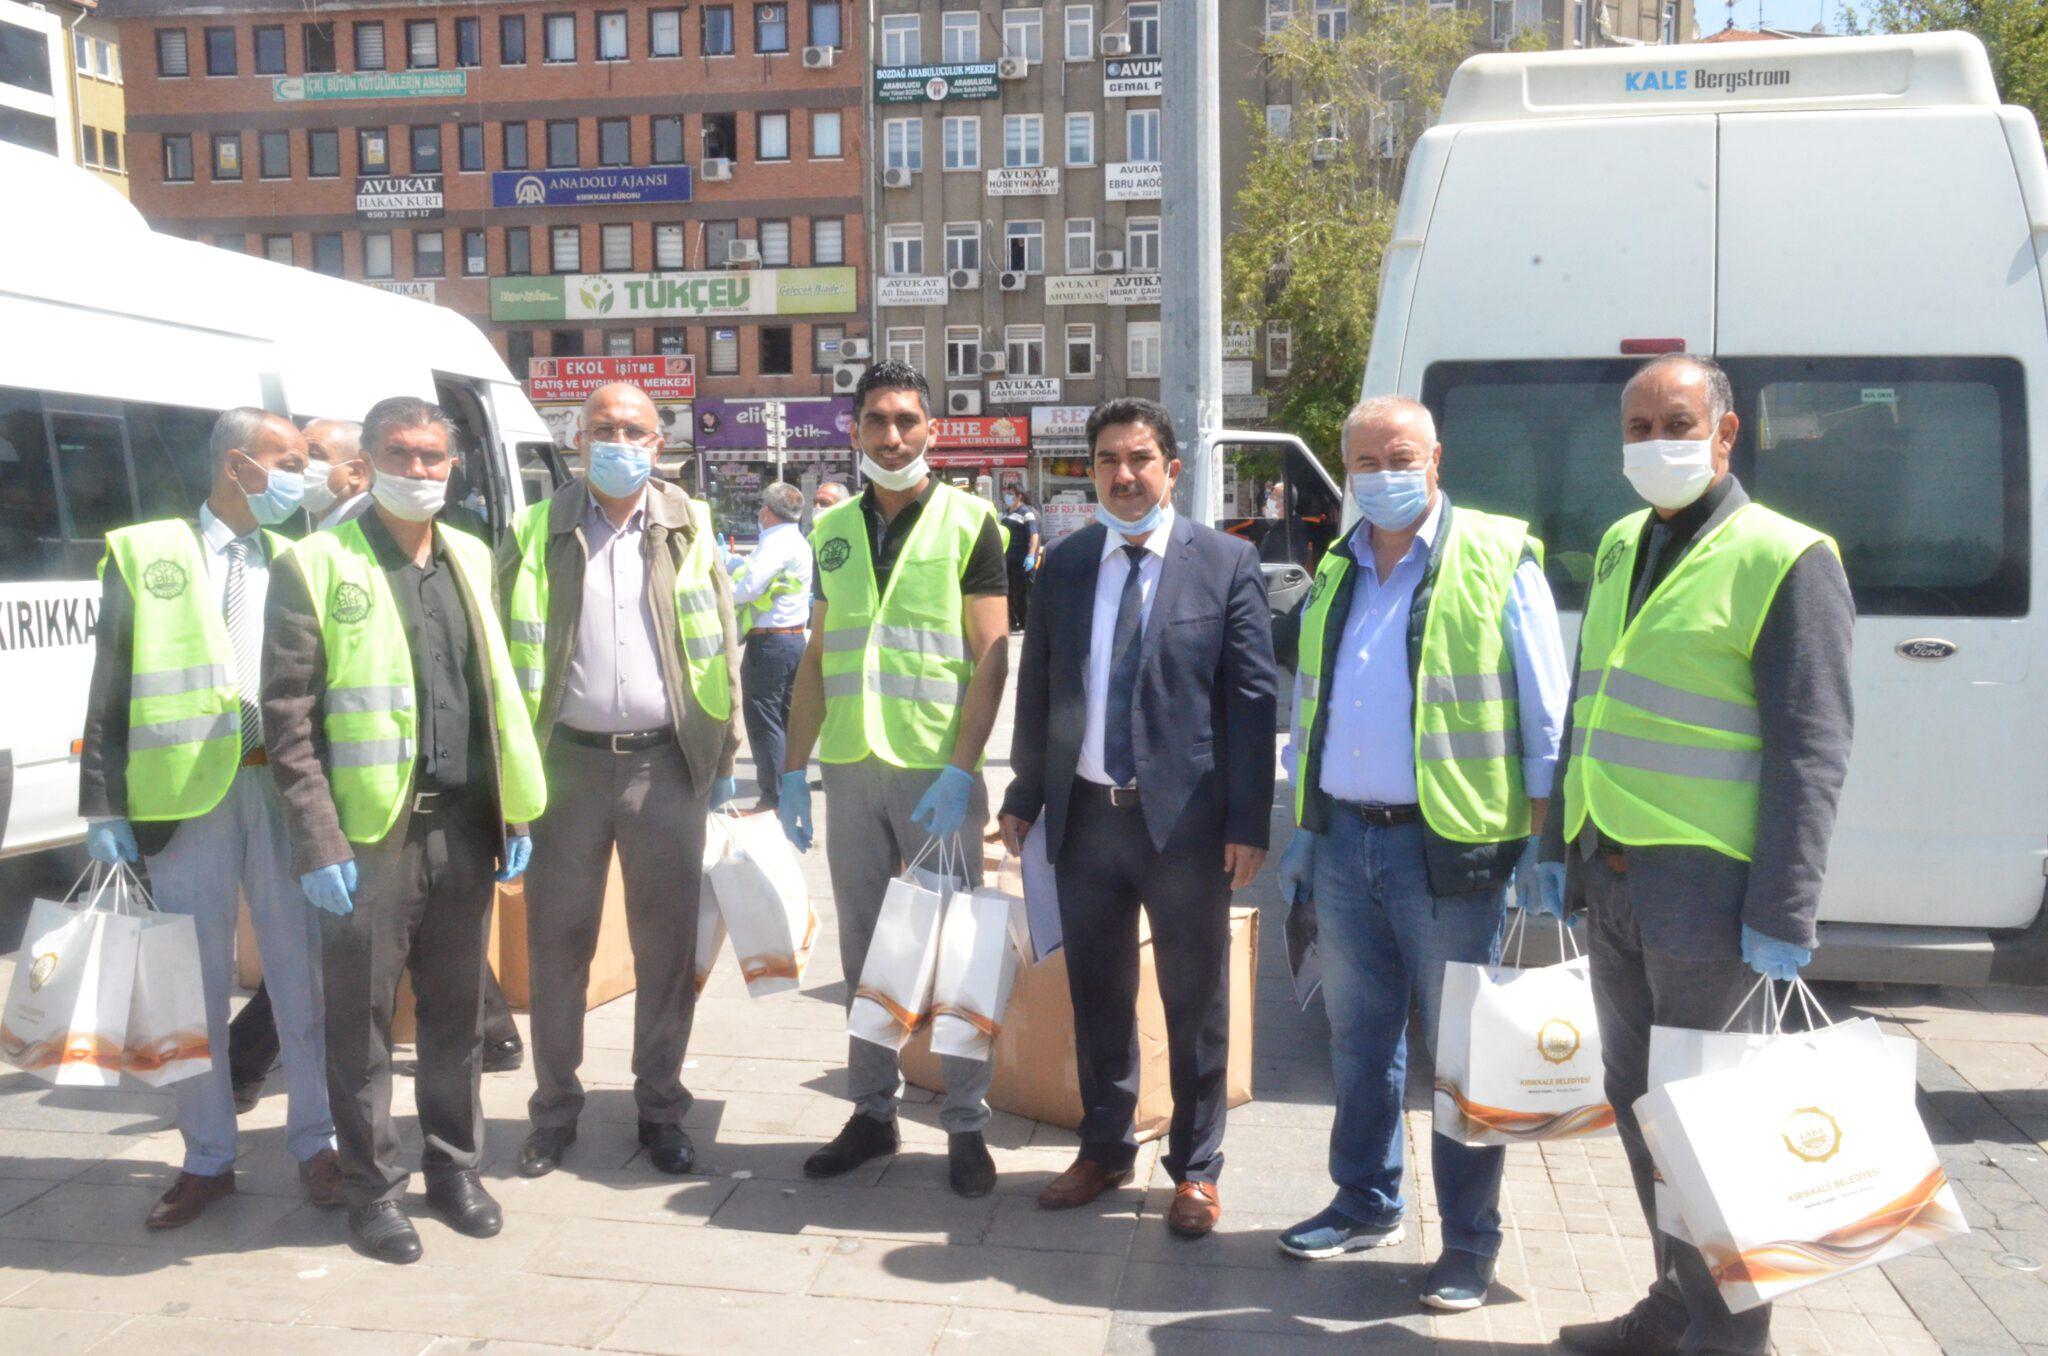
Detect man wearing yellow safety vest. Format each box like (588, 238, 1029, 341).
(1272, 396, 1570, 1310)
(727, 480, 814, 813)
(496, 381, 741, 1181)
(1534, 356, 1855, 1356)
(77, 407, 339, 1230)
(777, 361, 1013, 1198)
(262, 396, 546, 1266)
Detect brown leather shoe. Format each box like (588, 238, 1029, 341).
(1167, 1181, 1221, 1238)
(146, 1170, 236, 1229)
(1036, 1156, 1134, 1210)
(299, 1148, 344, 1208)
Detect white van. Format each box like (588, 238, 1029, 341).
(0, 145, 558, 858)
(1339, 32, 2048, 984)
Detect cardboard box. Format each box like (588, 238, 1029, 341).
(900, 906, 1259, 1141)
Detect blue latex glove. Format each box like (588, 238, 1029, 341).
(1023, 553, 1037, 572)
(1274, 831, 1316, 903)
(777, 769, 814, 851)
(497, 834, 533, 883)
(85, 818, 139, 865)
(1512, 840, 1567, 920)
(910, 765, 975, 840)
(710, 775, 739, 810)
(302, 861, 357, 916)
(1741, 923, 1811, 982)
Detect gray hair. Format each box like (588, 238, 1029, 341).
(1624, 354, 1734, 425)
(761, 482, 804, 523)
(302, 418, 363, 461)
(815, 480, 851, 506)
(361, 396, 454, 458)
(1342, 395, 1438, 450)
(207, 406, 280, 466)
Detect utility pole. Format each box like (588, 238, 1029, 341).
(1161, 0, 1223, 521)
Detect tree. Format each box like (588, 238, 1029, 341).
(1842, 0, 2048, 144)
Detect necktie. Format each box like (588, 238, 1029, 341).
(1103, 543, 1148, 788)
(1627, 517, 1672, 625)
(223, 539, 261, 758)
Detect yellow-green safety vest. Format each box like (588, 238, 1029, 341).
(731, 551, 809, 632)
(1562, 501, 1835, 861)
(810, 483, 992, 769)
(283, 517, 547, 843)
(1294, 507, 1540, 844)
(99, 519, 288, 822)
(504, 495, 732, 723)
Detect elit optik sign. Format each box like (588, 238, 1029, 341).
(1623, 65, 1792, 94)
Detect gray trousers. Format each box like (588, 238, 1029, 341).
(1583, 854, 1773, 1356)
(822, 757, 992, 1134)
(526, 736, 708, 1130)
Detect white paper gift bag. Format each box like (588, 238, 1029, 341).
(1, 865, 144, 1087)
(1433, 915, 1614, 1146)
(693, 818, 731, 996)
(122, 883, 212, 1088)
(929, 858, 1024, 1062)
(849, 836, 958, 1051)
(705, 811, 816, 997)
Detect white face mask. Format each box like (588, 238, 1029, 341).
(370, 469, 448, 522)
(300, 460, 337, 515)
(1623, 437, 1716, 511)
(860, 452, 928, 493)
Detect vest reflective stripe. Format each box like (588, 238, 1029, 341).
(1562, 502, 1834, 861)
(130, 662, 233, 699)
(810, 483, 991, 769)
(285, 518, 547, 844)
(130, 712, 236, 752)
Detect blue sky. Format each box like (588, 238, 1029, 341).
(1696, 0, 1845, 35)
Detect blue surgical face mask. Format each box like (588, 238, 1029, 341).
(239, 454, 305, 525)
(586, 441, 652, 498)
(1350, 468, 1431, 531)
(1096, 497, 1165, 539)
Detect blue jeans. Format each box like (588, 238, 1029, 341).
(1312, 814, 1508, 1257)
(740, 631, 806, 804)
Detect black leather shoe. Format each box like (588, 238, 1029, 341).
(518, 1124, 577, 1178)
(231, 1076, 264, 1113)
(1558, 1307, 1684, 1356)
(424, 1169, 503, 1239)
(803, 1112, 901, 1178)
(347, 1200, 422, 1265)
(638, 1120, 696, 1175)
(481, 1037, 524, 1074)
(948, 1131, 997, 1198)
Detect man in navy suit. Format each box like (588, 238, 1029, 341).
(999, 397, 1278, 1239)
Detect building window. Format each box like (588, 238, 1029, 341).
(507, 331, 536, 376)
(454, 17, 481, 66)
(1265, 104, 1292, 138)
(1064, 218, 1095, 273)
(941, 11, 979, 63)
(811, 110, 841, 159)
(710, 328, 740, 375)
(163, 134, 195, 182)
(214, 235, 244, 257)
(463, 229, 487, 275)
(703, 6, 736, 55)
(259, 129, 290, 178)
(1066, 323, 1096, 377)
(79, 126, 98, 167)
(551, 330, 586, 357)
(74, 31, 89, 75)
(544, 13, 576, 63)
(886, 326, 925, 371)
(1065, 113, 1094, 166)
(459, 122, 484, 172)
(102, 131, 122, 171)
(885, 224, 923, 277)
(155, 29, 188, 77)
(264, 235, 294, 265)
(944, 222, 981, 273)
(203, 27, 235, 75)
(1064, 4, 1093, 60)
(411, 125, 441, 173)
(1005, 220, 1044, 274)
(1128, 1, 1159, 55)
(1127, 107, 1160, 161)
(211, 133, 241, 180)
(1003, 8, 1042, 63)
(943, 116, 980, 172)
(1004, 115, 1043, 169)
(652, 115, 684, 164)
(945, 326, 981, 380)
(883, 118, 922, 173)
(503, 122, 529, 170)
(507, 227, 533, 275)
(500, 15, 527, 64)
(812, 217, 844, 265)
(756, 4, 790, 53)
(254, 26, 286, 74)
(598, 11, 628, 60)
(363, 232, 394, 279)
(551, 226, 581, 273)
(704, 112, 737, 159)
(1314, 0, 1350, 41)
(655, 224, 685, 269)
(1006, 325, 1046, 377)
(812, 324, 844, 373)
(312, 232, 344, 276)
(358, 128, 389, 174)
(547, 120, 578, 168)
(601, 223, 633, 271)
(354, 22, 386, 70)
(650, 9, 682, 57)
(407, 19, 437, 68)
(1266, 323, 1292, 375)
(1127, 216, 1160, 271)
(1129, 321, 1161, 376)
(757, 112, 789, 161)
(305, 23, 336, 72)
(879, 14, 919, 66)
(759, 219, 791, 266)
(598, 330, 630, 357)
(309, 128, 339, 177)
(415, 231, 445, 277)
(810, 1, 843, 47)
(599, 117, 630, 166)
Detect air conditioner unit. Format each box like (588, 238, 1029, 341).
(830, 362, 865, 394)
(949, 268, 981, 291)
(1094, 249, 1125, 273)
(724, 238, 761, 265)
(948, 389, 983, 416)
(700, 157, 733, 181)
(1101, 32, 1131, 55)
(997, 55, 1029, 79)
(997, 270, 1026, 292)
(882, 166, 915, 189)
(838, 337, 871, 361)
(978, 351, 1008, 373)
(1311, 137, 1343, 163)
(802, 44, 836, 68)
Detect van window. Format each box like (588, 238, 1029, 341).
(434, 375, 513, 542)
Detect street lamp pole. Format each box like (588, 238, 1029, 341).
(1161, 0, 1223, 521)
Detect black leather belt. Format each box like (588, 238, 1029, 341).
(1075, 779, 1141, 809)
(1337, 801, 1421, 827)
(558, 726, 675, 753)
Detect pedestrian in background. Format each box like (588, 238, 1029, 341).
(301, 419, 369, 530)
(813, 479, 851, 513)
(999, 485, 1040, 633)
(728, 482, 814, 812)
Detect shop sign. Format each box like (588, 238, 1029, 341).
(273, 71, 468, 102)
(1030, 405, 1093, 445)
(930, 415, 1029, 449)
(694, 396, 855, 451)
(1043, 275, 1110, 306)
(1105, 161, 1162, 201)
(1108, 273, 1163, 306)
(986, 167, 1061, 197)
(928, 451, 1029, 467)
(368, 280, 436, 302)
(1041, 498, 1094, 543)
(874, 62, 1000, 104)
(490, 165, 692, 208)
(539, 400, 694, 450)
(1223, 361, 1255, 396)
(877, 275, 948, 307)
(1104, 58, 1162, 97)
(1225, 393, 1271, 422)
(490, 267, 857, 321)
(1223, 323, 1258, 359)
(988, 377, 1062, 404)
(356, 174, 443, 221)
(527, 355, 696, 403)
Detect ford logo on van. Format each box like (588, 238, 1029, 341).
(1895, 638, 1958, 662)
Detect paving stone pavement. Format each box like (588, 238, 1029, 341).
(0, 643, 2033, 1353)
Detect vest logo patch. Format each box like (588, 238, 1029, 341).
(331, 582, 372, 625)
(818, 538, 852, 572)
(1595, 538, 1626, 583)
(142, 560, 188, 601)
(1306, 571, 1326, 608)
